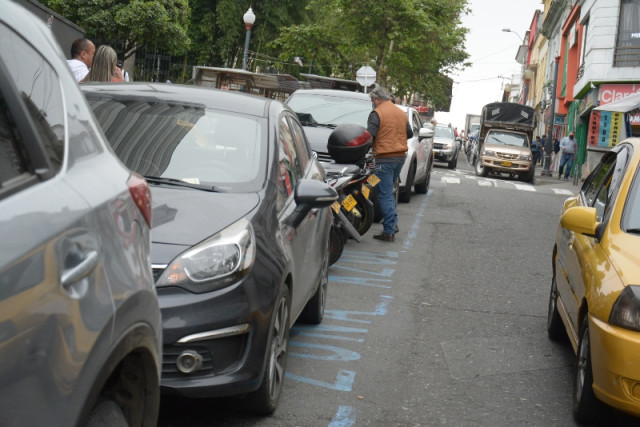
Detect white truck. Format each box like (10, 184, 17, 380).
(464, 113, 481, 139)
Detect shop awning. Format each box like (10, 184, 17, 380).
(594, 92, 640, 112)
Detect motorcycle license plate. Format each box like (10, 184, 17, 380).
(331, 201, 341, 214)
(361, 185, 371, 200)
(367, 174, 380, 187)
(342, 195, 357, 212)
(501, 160, 512, 167)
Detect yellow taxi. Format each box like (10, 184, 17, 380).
(548, 138, 640, 422)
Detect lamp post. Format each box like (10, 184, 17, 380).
(542, 56, 561, 176)
(502, 28, 524, 43)
(242, 7, 255, 70)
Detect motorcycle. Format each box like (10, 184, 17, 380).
(322, 125, 379, 265)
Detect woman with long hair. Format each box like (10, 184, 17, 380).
(81, 45, 123, 83)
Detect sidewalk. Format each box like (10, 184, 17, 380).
(535, 162, 582, 191)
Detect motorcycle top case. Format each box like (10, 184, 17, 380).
(327, 124, 373, 164)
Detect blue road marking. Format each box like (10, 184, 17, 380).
(403, 189, 432, 250)
(325, 295, 393, 323)
(285, 370, 356, 391)
(329, 406, 356, 427)
(291, 324, 368, 342)
(328, 275, 392, 288)
(337, 251, 398, 265)
(289, 342, 361, 361)
(330, 265, 395, 277)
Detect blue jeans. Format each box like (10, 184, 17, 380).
(376, 161, 403, 234)
(559, 152, 575, 178)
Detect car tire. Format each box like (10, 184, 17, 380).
(299, 241, 329, 324)
(573, 312, 604, 423)
(85, 399, 127, 427)
(398, 162, 415, 203)
(547, 275, 566, 342)
(475, 158, 488, 177)
(414, 164, 430, 194)
(244, 285, 291, 415)
(447, 152, 457, 170)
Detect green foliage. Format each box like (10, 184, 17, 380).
(42, 0, 191, 59)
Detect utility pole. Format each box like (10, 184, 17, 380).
(542, 56, 560, 176)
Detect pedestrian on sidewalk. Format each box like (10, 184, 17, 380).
(367, 84, 411, 242)
(82, 45, 123, 83)
(67, 38, 95, 82)
(552, 138, 560, 170)
(531, 136, 542, 166)
(558, 131, 577, 181)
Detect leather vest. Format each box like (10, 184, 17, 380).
(374, 101, 408, 158)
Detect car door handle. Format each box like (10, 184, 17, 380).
(61, 250, 99, 287)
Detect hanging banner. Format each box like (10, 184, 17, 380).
(588, 110, 627, 147)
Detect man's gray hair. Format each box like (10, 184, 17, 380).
(370, 84, 392, 101)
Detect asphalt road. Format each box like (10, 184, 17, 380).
(158, 158, 635, 426)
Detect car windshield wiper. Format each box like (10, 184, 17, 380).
(143, 176, 220, 192)
(626, 228, 640, 234)
(299, 121, 337, 129)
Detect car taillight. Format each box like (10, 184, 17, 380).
(127, 173, 152, 227)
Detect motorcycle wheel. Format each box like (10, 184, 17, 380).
(349, 192, 374, 236)
(329, 224, 346, 265)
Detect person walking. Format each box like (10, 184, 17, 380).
(82, 45, 123, 83)
(67, 38, 95, 82)
(558, 131, 578, 180)
(531, 136, 542, 166)
(367, 84, 412, 242)
(552, 137, 560, 169)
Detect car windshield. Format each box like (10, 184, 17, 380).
(485, 131, 528, 147)
(623, 163, 640, 232)
(86, 95, 265, 192)
(287, 93, 371, 127)
(435, 126, 454, 139)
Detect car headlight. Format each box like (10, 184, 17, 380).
(609, 286, 640, 331)
(443, 143, 452, 149)
(157, 218, 255, 293)
(483, 150, 495, 157)
(521, 154, 532, 161)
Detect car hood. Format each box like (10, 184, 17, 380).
(302, 126, 334, 153)
(433, 136, 455, 145)
(150, 186, 260, 247)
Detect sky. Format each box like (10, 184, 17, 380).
(435, 0, 544, 130)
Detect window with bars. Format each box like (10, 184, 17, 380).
(614, 0, 640, 66)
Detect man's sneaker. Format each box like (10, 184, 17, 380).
(373, 232, 395, 242)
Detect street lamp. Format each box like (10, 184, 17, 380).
(502, 28, 524, 43)
(242, 7, 255, 70)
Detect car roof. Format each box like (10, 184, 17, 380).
(81, 83, 276, 117)
(289, 88, 370, 100)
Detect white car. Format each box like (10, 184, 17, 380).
(396, 105, 434, 203)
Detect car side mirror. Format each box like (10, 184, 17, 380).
(560, 206, 599, 238)
(285, 179, 338, 228)
(418, 128, 434, 140)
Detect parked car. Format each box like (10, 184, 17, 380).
(432, 124, 459, 169)
(285, 88, 372, 162)
(0, 3, 161, 426)
(82, 83, 337, 414)
(395, 105, 434, 203)
(547, 138, 640, 422)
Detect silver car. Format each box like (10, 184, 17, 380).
(432, 124, 459, 169)
(0, 3, 161, 425)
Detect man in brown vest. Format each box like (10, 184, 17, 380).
(367, 84, 412, 242)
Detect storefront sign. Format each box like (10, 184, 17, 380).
(600, 84, 640, 105)
(588, 110, 627, 147)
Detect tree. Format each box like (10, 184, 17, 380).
(271, 0, 470, 107)
(42, 0, 191, 60)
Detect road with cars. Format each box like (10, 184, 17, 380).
(158, 160, 640, 426)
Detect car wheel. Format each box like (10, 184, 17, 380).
(244, 286, 290, 415)
(547, 275, 566, 341)
(299, 241, 329, 324)
(398, 162, 415, 203)
(414, 164, 430, 194)
(475, 158, 488, 177)
(85, 399, 127, 427)
(447, 152, 457, 169)
(573, 312, 604, 423)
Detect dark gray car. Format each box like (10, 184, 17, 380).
(0, 2, 161, 426)
(82, 83, 337, 414)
